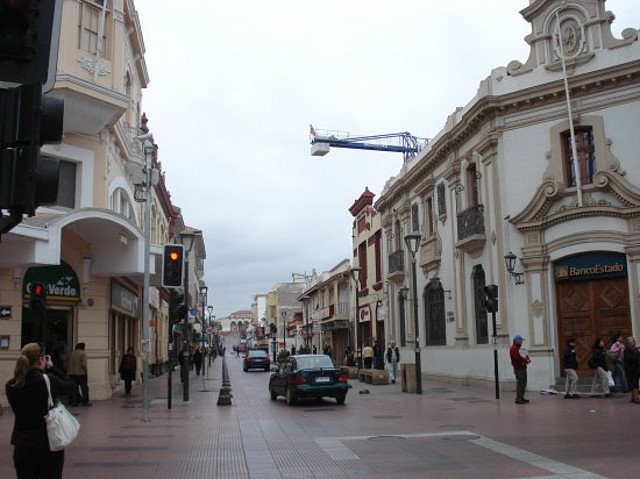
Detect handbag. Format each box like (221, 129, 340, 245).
(606, 370, 615, 387)
(43, 374, 80, 451)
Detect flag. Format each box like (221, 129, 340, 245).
(309, 124, 316, 137)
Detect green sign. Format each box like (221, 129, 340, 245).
(23, 261, 81, 303)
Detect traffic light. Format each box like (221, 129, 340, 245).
(163, 244, 185, 287)
(170, 289, 188, 323)
(29, 281, 46, 311)
(484, 284, 498, 313)
(0, 0, 63, 90)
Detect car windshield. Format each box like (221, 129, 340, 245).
(248, 350, 267, 358)
(295, 355, 334, 370)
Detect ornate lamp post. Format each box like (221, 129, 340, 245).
(404, 233, 422, 395)
(199, 285, 208, 376)
(179, 229, 200, 401)
(350, 267, 361, 368)
(207, 305, 214, 365)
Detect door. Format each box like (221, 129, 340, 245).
(21, 307, 73, 372)
(557, 277, 630, 377)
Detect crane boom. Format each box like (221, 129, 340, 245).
(309, 125, 428, 161)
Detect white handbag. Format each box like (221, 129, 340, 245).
(43, 374, 80, 451)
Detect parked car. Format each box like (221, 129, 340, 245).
(243, 349, 270, 371)
(268, 354, 349, 405)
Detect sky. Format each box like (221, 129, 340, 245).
(134, 0, 640, 317)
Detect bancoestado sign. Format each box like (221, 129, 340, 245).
(554, 252, 627, 281)
(23, 261, 81, 303)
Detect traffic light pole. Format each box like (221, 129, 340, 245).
(492, 310, 500, 399)
(141, 142, 152, 422)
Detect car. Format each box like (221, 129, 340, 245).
(268, 354, 349, 405)
(243, 349, 270, 371)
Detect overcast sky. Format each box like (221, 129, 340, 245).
(134, 1, 639, 317)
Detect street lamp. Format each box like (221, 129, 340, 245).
(350, 267, 361, 369)
(404, 233, 422, 395)
(207, 305, 214, 365)
(281, 310, 287, 353)
(179, 229, 200, 401)
(135, 134, 155, 422)
(199, 285, 208, 376)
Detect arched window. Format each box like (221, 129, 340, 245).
(472, 265, 489, 344)
(423, 280, 446, 346)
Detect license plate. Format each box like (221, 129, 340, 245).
(315, 377, 330, 383)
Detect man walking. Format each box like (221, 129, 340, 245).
(510, 335, 531, 404)
(69, 342, 91, 406)
(386, 341, 400, 384)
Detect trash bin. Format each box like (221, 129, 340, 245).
(402, 364, 416, 393)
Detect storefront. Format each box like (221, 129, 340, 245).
(21, 261, 81, 372)
(109, 281, 140, 388)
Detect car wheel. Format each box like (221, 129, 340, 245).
(336, 394, 346, 405)
(286, 387, 296, 406)
(243, 367, 248, 372)
(270, 389, 277, 401)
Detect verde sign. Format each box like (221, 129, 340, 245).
(23, 261, 81, 303)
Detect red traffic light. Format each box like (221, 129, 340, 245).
(33, 282, 45, 296)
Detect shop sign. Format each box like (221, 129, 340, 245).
(111, 282, 139, 316)
(358, 306, 371, 323)
(23, 261, 81, 303)
(555, 252, 627, 281)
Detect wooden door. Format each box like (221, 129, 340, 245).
(557, 277, 630, 377)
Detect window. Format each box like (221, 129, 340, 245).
(467, 163, 479, 206)
(78, 1, 107, 55)
(55, 160, 77, 209)
(437, 182, 446, 218)
(563, 127, 596, 187)
(411, 203, 419, 232)
(472, 265, 489, 345)
(425, 197, 434, 237)
(423, 282, 446, 346)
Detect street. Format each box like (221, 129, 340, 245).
(2, 353, 639, 478)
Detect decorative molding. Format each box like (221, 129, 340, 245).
(78, 57, 111, 76)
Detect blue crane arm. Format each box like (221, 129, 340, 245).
(310, 128, 427, 160)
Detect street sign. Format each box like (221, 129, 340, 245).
(0, 306, 11, 319)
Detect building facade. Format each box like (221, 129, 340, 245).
(375, 0, 640, 391)
(0, 0, 206, 404)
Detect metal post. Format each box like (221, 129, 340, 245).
(182, 258, 190, 401)
(281, 311, 287, 353)
(492, 310, 500, 399)
(141, 142, 152, 422)
(355, 283, 361, 369)
(410, 254, 422, 394)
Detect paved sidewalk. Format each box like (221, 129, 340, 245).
(2, 355, 639, 478)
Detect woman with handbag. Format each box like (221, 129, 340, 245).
(5, 342, 76, 478)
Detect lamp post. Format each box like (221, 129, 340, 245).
(350, 267, 361, 369)
(207, 305, 214, 366)
(179, 229, 199, 401)
(135, 134, 154, 422)
(199, 285, 208, 376)
(404, 233, 422, 395)
(281, 310, 287, 353)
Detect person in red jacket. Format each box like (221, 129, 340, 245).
(510, 335, 531, 404)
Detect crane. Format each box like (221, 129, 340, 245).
(309, 124, 429, 162)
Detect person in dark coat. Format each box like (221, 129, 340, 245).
(563, 337, 580, 399)
(623, 336, 640, 404)
(118, 347, 137, 394)
(5, 342, 76, 479)
(193, 347, 203, 376)
(589, 337, 611, 396)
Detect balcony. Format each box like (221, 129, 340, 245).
(387, 249, 405, 284)
(455, 204, 486, 254)
(418, 235, 441, 271)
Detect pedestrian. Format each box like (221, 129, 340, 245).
(323, 343, 331, 358)
(68, 342, 91, 407)
(563, 337, 580, 399)
(623, 336, 640, 404)
(290, 345, 296, 355)
(509, 335, 531, 404)
(386, 341, 400, 384)
(609, 334, 628, 393)
(362, 343, 374, 369)
(118, 347, 137, 394)
(589, 337, 611, 396)
(312, 345, 317, 354)
(193, 347, 203, 376)
(5, 343, 76, 479)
